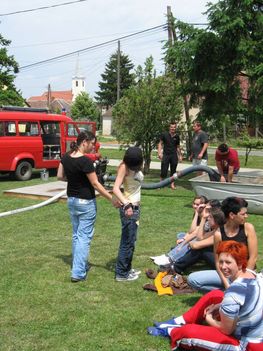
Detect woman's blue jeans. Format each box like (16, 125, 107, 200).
(115, 207, 140, 278)
(67, 197, 97, 280)
(168, 232, 190, 262)
(187, 270, 224, 293)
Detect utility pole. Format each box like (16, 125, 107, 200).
(117, 40, 121, 102)
(167, 6, 192, 157)
(47, 83, 51, 110)
(167, 6, 173, 46)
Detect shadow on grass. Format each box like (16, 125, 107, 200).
(142, 192, 191, 199)
(57, 254, 72, 266)
(90, 258, 116, 272)
(57, 254, 116, 273)
(182, 295, 201, 307)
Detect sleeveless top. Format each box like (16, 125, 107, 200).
(123, 170, 144, 204)
(220, 224, 248, 246)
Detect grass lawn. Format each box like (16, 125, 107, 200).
(1, 171, 263, 351)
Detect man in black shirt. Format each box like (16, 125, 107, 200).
(158, 122, 182, 189)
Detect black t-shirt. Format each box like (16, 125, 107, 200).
(61, 153, 95, 199)
(160, 131, 180, 154)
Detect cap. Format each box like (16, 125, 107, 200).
(218, 143, 229, 153)
(123, 147, 143, 169)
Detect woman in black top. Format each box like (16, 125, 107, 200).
(57, 131, 115, 282)
(188, 197, 258, 292)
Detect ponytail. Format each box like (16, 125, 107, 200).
(68, 131, 95, 154)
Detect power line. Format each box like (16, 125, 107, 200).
(0, 0, 88, 17)
(19, 24, 167, 70)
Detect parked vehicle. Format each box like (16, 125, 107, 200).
(0, 106, 96, 180)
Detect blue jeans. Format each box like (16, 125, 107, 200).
(115, 207, 140, 278)
(67, 197, 97, 280)
(187, 270, 225, 293)
(168, 241, 193, 262)
(171, 248, 215, 274)
(167, 232, 189, 262)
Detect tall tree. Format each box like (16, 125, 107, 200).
(113, 57, 183, 173)
(95, 50, 135, 107)
(71, 92, 101, 125)
(164, 1, 263, 137)
(204, 0, 263, 128)
(0, 34, 24, 106)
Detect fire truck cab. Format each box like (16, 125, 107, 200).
(0, 106, 96, 180)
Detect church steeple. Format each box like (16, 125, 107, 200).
(72, 55, 86, 101)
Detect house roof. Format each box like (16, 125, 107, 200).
(28, 90, 73, 103)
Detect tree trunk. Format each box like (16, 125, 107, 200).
(183, 95, 192, 157)
(142, 143, 152, 174)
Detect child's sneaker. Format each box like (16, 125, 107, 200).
(115, 273, 139, 282)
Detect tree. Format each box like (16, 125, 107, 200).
(192, 0, 263, 131)
(113, 57, 183, 173)
(71, 92, 101, 125)
(205, 0, 263, 125)
(237, 131, 263, 165)
(164, 1, 263, 137)
(95, 50, 135, 107)
(0, 34, 24, 106)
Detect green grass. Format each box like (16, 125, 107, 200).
(1, 172, 263, 350)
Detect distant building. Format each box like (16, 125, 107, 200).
(27, 60, 86, 114)
(101, 107, 113, 135)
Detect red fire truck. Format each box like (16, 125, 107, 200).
(0, 106, 96, 180)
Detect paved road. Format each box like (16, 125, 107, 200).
(107, 158, 263, 176)
(101, 143, 263, 156)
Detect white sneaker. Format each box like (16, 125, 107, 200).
(154, 255, 170, 266)
(130, 268, 141, 275)
(150, 254, 166, 261)
(115, 273, 139, 282)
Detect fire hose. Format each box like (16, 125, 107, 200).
(0, 166, 220, 218)
(104, 165, 221, 189)
(0, 189, 66, 218)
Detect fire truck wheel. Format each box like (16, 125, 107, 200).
(15, 161, 33, 181)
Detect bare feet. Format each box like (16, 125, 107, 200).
(171, 182, 176, 190)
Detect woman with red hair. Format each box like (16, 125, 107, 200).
(148, 241, 263, 351)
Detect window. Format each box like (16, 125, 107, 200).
(67, 123, 78, 136)
(18, 121, 39, 136)
(1, 121, 16, 136)
(76, 81, 78, 87)
(0, 122, 4, 136)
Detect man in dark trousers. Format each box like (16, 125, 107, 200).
(158, 121, 182, 189)
(215, 143, 240, 182)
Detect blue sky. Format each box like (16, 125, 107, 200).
(1, 0, 216, 99)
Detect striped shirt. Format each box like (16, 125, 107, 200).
(220, 276, 263, 343)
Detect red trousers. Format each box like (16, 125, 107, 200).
(170, 290, 263, 351)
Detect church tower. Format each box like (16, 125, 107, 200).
(72, 56, 86, 101)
